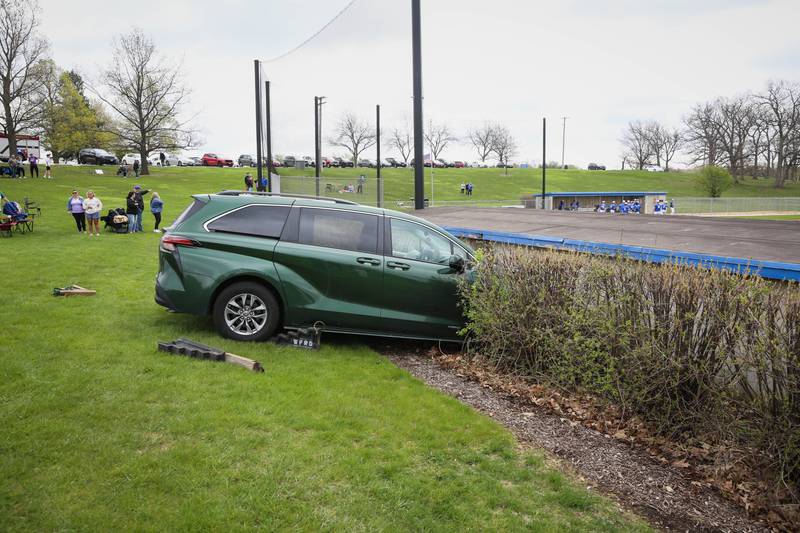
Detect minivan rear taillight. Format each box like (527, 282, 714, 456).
(160, 235, 199, 252)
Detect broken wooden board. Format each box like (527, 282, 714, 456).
(53, 284, 96, 297)
(158, 338, 264, 373)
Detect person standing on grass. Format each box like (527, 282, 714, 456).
(244, 173, 254, 192)
(45, 154, 53, 178)
(83, 190, 103, 236)
(132, 185, 149, 232)
(126, 191, 140, 233)
(132, 158, 140, 177)
(28, 153, 39, 178)
(150, 192, 164, 233)
(670, 199, 675, 215)
(159, 152, 166, 166)
(67, 190, 86, 233)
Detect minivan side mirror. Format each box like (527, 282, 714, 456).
(448, 254, 466, 273)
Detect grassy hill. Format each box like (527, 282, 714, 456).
(5, 165, 797, 211)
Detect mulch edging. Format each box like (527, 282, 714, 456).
(385, 351, 769, 532)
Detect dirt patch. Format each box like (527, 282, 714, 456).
(383, 348, 769, 532)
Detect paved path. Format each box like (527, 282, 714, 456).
(420, 207, 800, 264)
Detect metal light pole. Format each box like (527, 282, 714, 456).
(412, 0, 424, 210)
(542, 117, 547, 209)
(314, 96, 326, 196)
(265, 80, 273, 192)
(561, 116, 569, 169)
(376, 104, 382, 207)
(314, 97, 320, 196)
(254, 60, 263, 184)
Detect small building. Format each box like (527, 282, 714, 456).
(524, 191, 667, 214)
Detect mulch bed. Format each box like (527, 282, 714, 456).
(379, 343, 771, 532)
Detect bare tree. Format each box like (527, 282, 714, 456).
(329, 112, 376, 166)
(755, 80, 800, 188)
(684, 102, 721, 166)
(92, 29, 196, 175)
(424, 120, 456, 162)
(491, 125, 517, 175)
(660, 127, 683, 172)
(620, 120, 653, 170)
(747, 106, 770, 177)
(711, 95, 756, 182)
(387, 122, 412, 165)
(0, 0, 49, 157)
(468, 122, 495, 162)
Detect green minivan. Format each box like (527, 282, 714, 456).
(155, 192, 475, 342)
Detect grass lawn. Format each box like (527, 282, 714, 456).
(0, 167, 649, 531)
(733, 214, 800, 220)
(288, 165, 800, 205)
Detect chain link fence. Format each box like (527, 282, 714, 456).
(276, 175, 518, 209)
(273, 177, 800, 214)
(674, 197, 800, 214)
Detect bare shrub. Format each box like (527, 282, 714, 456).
(461, 247, 800, 499)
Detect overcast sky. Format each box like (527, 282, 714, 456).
(40, 0, 800, 168)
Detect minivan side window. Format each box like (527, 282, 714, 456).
(206, 205, 290, 238)
(390, 218, 453, 265)
(298, 208, 378, 253)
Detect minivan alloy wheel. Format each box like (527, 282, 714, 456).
(224, 293, 268, 335)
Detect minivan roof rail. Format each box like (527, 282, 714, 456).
(215, 190, 360, 206)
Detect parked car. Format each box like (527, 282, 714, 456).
(238, 154, 255, 167)
(453, 161, 465, 168)
(358, 158, 375, 167)
(121, 153, 141, 165)
(155, 192, 474, 342)
(385, 157, 406, 168)
(148, 152, 179, 167)
(176, 154, 196, 166)
(282, 155, 299, 167)
(189, 157, 202, 166)
(201, 153, 233, 167)
(303, 156, 316, 167)
(335, 157, 354, 168)
(78, 148, 118, 165)
(644, 164, 664, 172)
(588, 163, 606, 171)
(321, 156, 335, 168)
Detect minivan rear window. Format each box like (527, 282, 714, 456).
(170, 199, 206, 229)
(298, 208, 378, 253)
(206, 205, 290, 238)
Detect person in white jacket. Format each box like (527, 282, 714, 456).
(83, 190, 103, 236)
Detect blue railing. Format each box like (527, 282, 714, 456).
(443, 226, 800, 282)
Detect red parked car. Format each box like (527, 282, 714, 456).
(201, 153, 233, 167)
(453, 161, 465, 168)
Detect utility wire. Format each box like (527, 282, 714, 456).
(261, 0, 358, 64)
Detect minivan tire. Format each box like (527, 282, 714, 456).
(213, 281, 280, 342)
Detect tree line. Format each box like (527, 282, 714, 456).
(621, 80, 800, 188)
(0, 0, 195, 175)
(330, 115, 519, 174)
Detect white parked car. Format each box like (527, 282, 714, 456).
(148, 152, 179, 166)
(644, 164, 664, 172)
(176, 154, 195, 166)
(121, 153, 141, 165)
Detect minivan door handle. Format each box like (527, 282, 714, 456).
(356, 257, 381, 266)
(386, 261, 411, 271)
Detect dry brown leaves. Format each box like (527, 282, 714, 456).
(432, 349, 799, 531)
